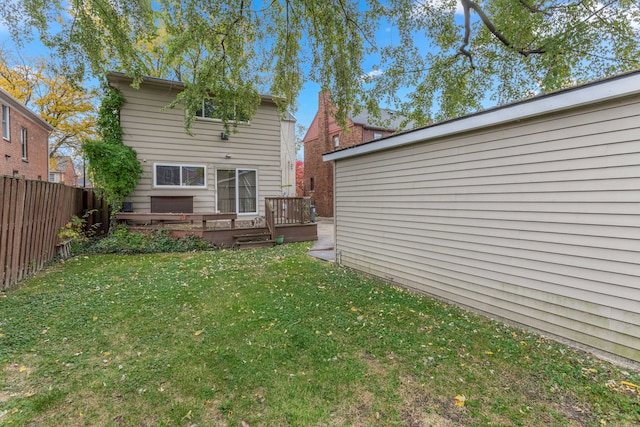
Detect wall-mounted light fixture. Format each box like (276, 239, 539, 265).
(4, 154, 11, 159)
(220, 132, 229, 141)
(225, 153, 232, 159)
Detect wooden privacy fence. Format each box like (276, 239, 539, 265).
(0, 176, 109, 290)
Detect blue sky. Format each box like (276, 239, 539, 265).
(0, 1, 465, 137)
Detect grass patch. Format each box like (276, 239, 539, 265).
(1, 244, 638, 426)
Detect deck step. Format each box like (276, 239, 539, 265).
(236, 240, 275, 249)
(233, 232, 271, 243)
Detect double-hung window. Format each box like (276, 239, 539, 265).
(216, 169, 257, 214)
(2, 105, 9, 140)
(195, 99, 248, 123)
(154, 164, 206, 188)
(21, 127, 27, 159)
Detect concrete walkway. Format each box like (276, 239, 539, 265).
(307, 217, 334, 262)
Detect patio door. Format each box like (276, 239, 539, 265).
(216, 169, 258, 214)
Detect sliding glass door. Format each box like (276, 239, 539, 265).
(216, 169, 258, 214)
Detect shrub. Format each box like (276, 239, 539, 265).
(77, 226, 213, 255)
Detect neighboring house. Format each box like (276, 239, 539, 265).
(107, 73, 296, 216)
(49, 155, 78, 186)
(303, 91, 410, 217)
(0, 86, 53, 180)
(324, 70, 640, 364)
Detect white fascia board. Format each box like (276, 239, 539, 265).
(323, 71, 640, 162)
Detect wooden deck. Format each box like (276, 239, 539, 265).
(115, 212, 237, 229)
(117, 198, 317, 248)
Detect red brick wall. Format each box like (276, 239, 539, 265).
(1, 102, 49, 181)
(62, 160, 78, 187)
(303, 92, 398, 217)
(304, 92, 335, 217)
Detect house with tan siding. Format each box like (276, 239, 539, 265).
(107, 73, 295, 218)
(324, 70, 640, 365)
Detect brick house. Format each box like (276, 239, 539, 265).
(303, 91, 409, 217)
(1, 87, 53, 180)
(49, 155, 78, 186)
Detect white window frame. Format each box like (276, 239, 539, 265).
(21, 127, 27, 159)
(373, 132, 383, 140)
(215, 168, 258, 215)
(195, 99, 249, 124)
(333, 135, 340, 148)
(153, 163, 207, 188)
(2, 104, 9, 140)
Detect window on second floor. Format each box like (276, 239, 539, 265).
(373, 132, 383, 140)
(195, 99, 248, 123)
(2, 105, 9, 140)
(333, 135, 340, 148)
(21, 127, 27, 159)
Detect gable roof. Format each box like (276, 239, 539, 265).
(324, 70, 640, 162)
(349, 107, 410, 130)
(302, 100, 412, 143)
(50, 155, 75, 174)
(106, 72, 279, 104)
(0, 86, 54, 132)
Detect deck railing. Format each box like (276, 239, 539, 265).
(265, 197, 312, 239)
(265, 199, 276, 239)
(265, 197, 312, 225)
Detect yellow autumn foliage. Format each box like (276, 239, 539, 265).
(0, 48, 97, 159)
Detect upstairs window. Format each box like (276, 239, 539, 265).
(2, 105, 9, 140)
(21, 127, 27, 159)
(333, 135, 340, 148)
(195, 99, 248, 123)
(373, 132, 383, 140)
(154, 163, 206, 188)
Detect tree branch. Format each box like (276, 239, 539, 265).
(456, 2, 475, 68)
(458, 0, 547, 64)
(518, 0, 552, 16)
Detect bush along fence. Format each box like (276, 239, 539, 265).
(0, 176, 109, 290)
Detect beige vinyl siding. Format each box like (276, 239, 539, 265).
(115, 81, 282, 215)
(333, 95, 640, 363)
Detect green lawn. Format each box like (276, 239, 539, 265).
(1, 243, 638, 426)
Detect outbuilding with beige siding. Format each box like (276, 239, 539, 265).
(324, 71, 640, 365)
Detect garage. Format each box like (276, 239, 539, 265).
(324, 71, 640, 364)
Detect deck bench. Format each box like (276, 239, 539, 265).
(115, 212, 237, 229)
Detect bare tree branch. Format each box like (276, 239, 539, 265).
(459, 0, 547, 65)
(457, 2, 475, 68)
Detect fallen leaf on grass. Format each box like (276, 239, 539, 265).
(194, 330, 203, 336)
(454, 395, 466, 407)
(620, 381, 638, 389)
